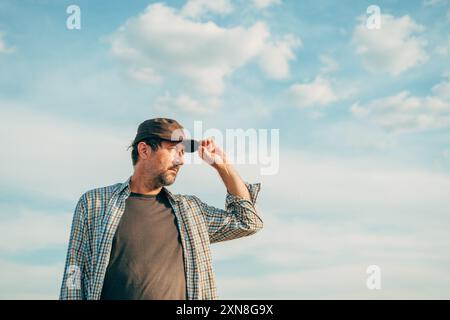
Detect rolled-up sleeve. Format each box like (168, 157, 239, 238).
(194, 182, 263, 244)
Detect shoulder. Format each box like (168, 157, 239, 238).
(176, 193, 202, 204)
(78, 182, 123, 207)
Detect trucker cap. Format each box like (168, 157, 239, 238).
(132, 118, 199, 152)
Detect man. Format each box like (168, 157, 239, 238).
(59, 118, 263, 300)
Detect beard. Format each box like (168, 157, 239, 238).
(155, 168, 178, 187)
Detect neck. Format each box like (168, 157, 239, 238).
(130, 170, 163, 196)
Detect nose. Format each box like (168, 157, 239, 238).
(174, 148, 185, 166)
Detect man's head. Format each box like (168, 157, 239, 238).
(129, 118, 197, 187)
(130, 137, 185, 187)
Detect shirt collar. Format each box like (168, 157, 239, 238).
(118, 176, 180, 202)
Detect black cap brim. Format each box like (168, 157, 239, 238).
(181, 139, 200, 153)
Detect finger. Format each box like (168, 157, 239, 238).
(199, 145, 208, 157)
(207, 141, 215, 152)
(201, 146, 215, 165)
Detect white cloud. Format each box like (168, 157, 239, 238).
(436, 35, 450, 56)
(432, 80, 450, 100)
(181, 0, 233, 19)
(110, 3, 300, 96)
(352, 14, 428, 75)
(155, 92, 220, 114)
(443, 148, 450, 160)
(351, 80, 450, 133)
(261, 149, 450, 225)
(252, 0, 282, 9)
(126, 66, 162, 85)
(216, 263, 450, 299)
(319, 54, 339, 74)
(258, 34, 301, 79)
(0, 103, 132, 201)
(214, 214, 450, 268)
(215, 219, 450, 299)
(307, 110, 325, 119)
(287, 54, 351, 109)
(0, 32, 15, 54)
(0, 209, 71, 252)
(208, 148, 450, 298)
(288, 77, 338, 107)
(314, 121, 398, 151)
(0, 260, 62, 299)
(287, 75, 356, 108)
(423, 0, 446, 6)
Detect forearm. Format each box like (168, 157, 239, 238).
(199, 137, 251, 201)
(215, 163, 251, 201)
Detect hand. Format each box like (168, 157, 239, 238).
(198, 137, 228, 169)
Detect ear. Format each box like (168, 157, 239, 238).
(138, 142, 151, 160)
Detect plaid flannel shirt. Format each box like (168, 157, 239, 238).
(59, 176, 263, 300)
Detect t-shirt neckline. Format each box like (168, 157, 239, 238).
(129, 192, 159, 199)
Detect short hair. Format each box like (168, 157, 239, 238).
(128, 137, 164, 166)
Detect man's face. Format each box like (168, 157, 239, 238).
(143, 140, 185, 187)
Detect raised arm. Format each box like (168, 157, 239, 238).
(195, 137, 264, 243)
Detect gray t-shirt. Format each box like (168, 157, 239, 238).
(100, 190, 187, 300)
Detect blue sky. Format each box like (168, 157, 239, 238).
(1, 0, 450, 299)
